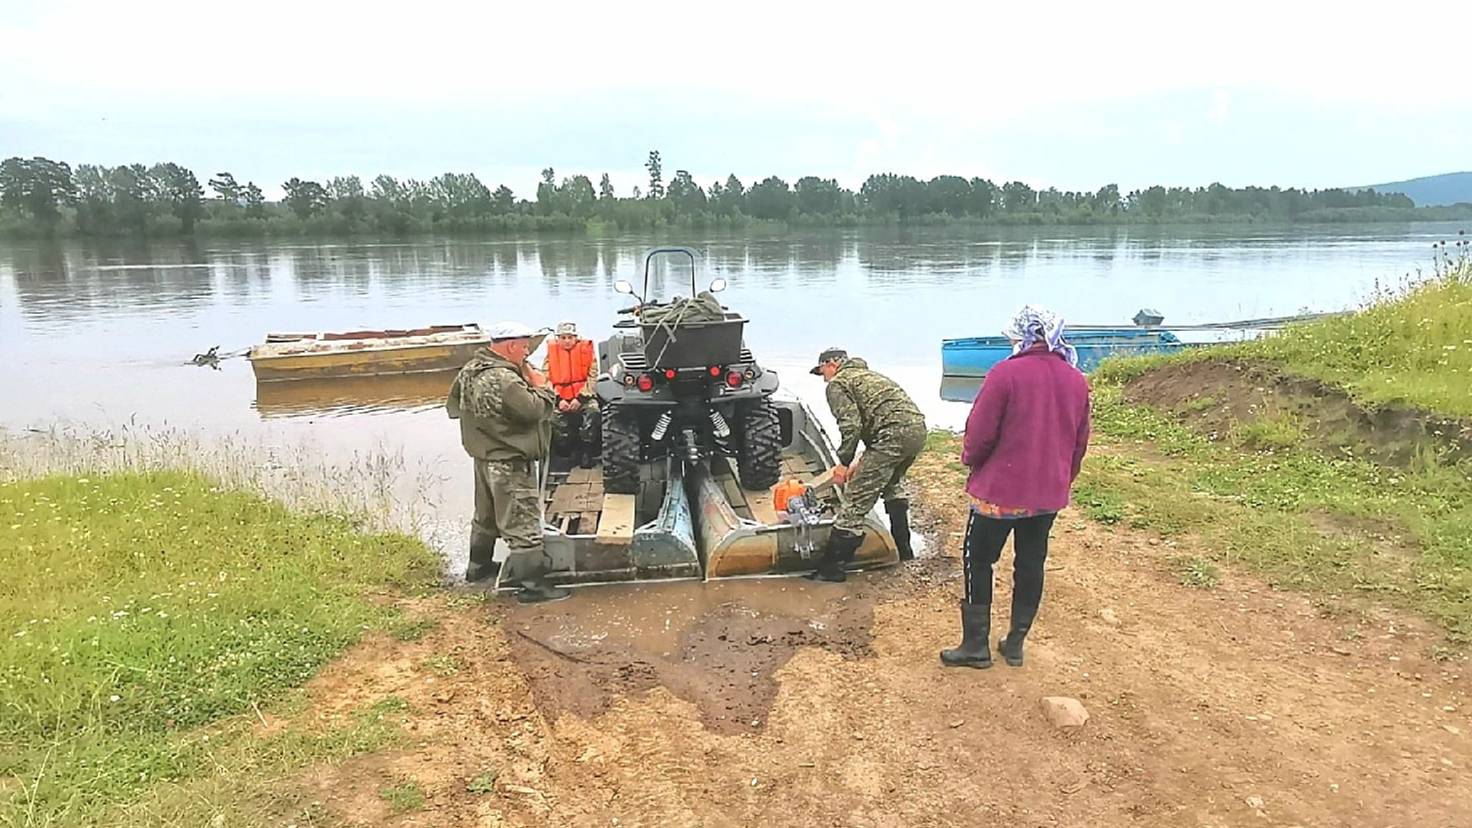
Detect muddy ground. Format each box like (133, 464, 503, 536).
(265, 444, 1472, 827)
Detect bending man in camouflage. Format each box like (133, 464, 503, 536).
(807, 348, 925, 582)
(446, 321, 570, 604)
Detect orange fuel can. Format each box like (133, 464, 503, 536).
(772, 479, 806, 512)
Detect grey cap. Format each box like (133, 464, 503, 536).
(809, 347, 847, 375)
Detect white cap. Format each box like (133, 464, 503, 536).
(487, 320, 537, 341)
(556, 320, 578, 336)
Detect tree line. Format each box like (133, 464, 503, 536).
(1, 150, 1461, 240)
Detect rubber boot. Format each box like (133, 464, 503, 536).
(465, 534, 500, 584)
(580, 411, 601, 468)
(515, 575, 571, 604)
(997, 605, 1037, 667)
(803, 528, 863, 582)
(940, 602, 992, 668)
(884, 498, 914, 561)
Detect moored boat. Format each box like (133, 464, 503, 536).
(247, 323, 489, 382)
(941, 327, 1186, 378)
(940, 308, 1343, 379)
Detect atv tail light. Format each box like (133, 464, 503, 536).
(663, 368, 677, 380)
(708, 365, 723, 377)
(725, 371, 743, 388)
(623, 374, 635, 387)
(637, 374, 655, 392)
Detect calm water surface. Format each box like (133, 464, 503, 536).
(1, 224, 1459, 557)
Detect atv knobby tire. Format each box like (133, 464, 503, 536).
(602, 405, 641, 495)
(736, 398, 782, 490)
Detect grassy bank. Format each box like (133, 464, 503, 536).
(1119, 242, 1472, 416)
(921, 252, 1472, 642)
(925, 378, 1472, 641)
(1094, 254, 1472, 639)
(0, 470, 438, 825)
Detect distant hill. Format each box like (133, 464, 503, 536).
(1356, 172, 1472, 207)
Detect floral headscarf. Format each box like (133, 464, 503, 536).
(1002, 304, 1079, 367)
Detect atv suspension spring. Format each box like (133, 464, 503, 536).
(708, 409, 731, 438)
(650, 412, 673, 441)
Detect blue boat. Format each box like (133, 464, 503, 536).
(941, 327, 1186, 378)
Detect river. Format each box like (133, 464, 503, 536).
(1, 223, 1461, 558)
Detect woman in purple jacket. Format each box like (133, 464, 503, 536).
(941, 305, 1091, 669)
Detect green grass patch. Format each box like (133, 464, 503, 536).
(369, 695, 410, 716)
(1082, 386, 1472, 638)
(1182, 395, 1218, 414)
(466, 770, 500, 795)
(1235, 413, 1305, 452)
(1247, 257, 1472, 416)
(422, 655, 462, 678)
(386, 616, 439, 642)
(1072, 481, 1126, 524)
(0, 470, 438, 825)
(380, 780, 426, 813)
(1100, 255, 1472, 417)
(1172, 556, 1222, 588)
(105, 694, 411, 825)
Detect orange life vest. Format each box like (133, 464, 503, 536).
(548, 339, 595, 401)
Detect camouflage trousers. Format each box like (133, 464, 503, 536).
(469, 458, 547, 574)
(551, 399, 601, 457)
(833, 422, 927, 534)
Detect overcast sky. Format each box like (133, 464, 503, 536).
(3, 0, 1468, 198)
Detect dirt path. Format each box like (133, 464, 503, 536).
(275, 467, 1472, 827)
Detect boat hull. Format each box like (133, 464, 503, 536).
(249, 341, 485, 381)
(941, 329, 1185, 377)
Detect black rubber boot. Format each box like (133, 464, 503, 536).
(997, 607, 1037, 667)
(803, 528, 863, 582)
(465, 535, 499, 583)
(940, 602, 992, 668)
(884, 498, 914, 561)
(581, 411, 601, 468)
(515, 576, 571, 604)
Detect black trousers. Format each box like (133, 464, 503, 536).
(962, 511, 1058, 618)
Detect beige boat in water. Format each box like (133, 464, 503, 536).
(247, 324, 489, 382)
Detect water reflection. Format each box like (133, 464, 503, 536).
(3, 222, 1458, 424)
(253, 370, 458, 418)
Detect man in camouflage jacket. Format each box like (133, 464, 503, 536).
(447, 321, 570, 603)
(807, 348, 925, 581)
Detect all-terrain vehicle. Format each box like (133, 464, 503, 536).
(596, 248, 783, 495)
